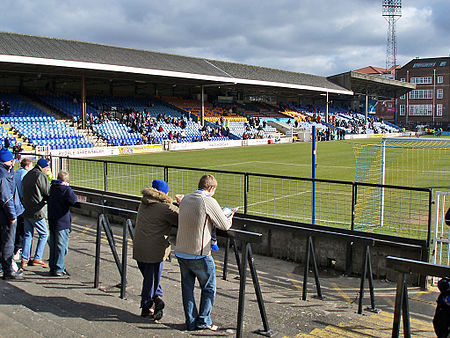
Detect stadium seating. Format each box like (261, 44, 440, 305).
(39, 94, 98, 119)
(0, 93, 93, 149)
(91, 120, 143, 146)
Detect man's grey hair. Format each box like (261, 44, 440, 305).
(57, 170, 70, 182)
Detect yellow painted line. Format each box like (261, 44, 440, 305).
(214, 259, 222, 274)
(324, 325, 363, 338)
(382, 295, 395, 307)
(289, 277, 303, 295)
(330, 282, 352, 303)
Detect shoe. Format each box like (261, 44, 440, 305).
(50, 270, 70, 277)
(196, 324, 218, 331)
(3, 271, 24, 280)
(21, 260, 28, 267)
(29, 259, 49, 268)
(153, 296, 165, 321)
(141, 307, 154, 318)
(13, 249, 22, 261)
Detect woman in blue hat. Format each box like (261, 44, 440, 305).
(133, 179, 181, 320)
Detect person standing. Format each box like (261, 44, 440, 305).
(133, 179, 180, 320)
(13, 158, 33, 261)
(21, 158, 50, 268)
(175, 174, 233, 331)
(48, 171, 78, 276)
(0, 148, 24, 279)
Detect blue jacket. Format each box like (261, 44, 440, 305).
(0, 163, 24, 224)
(14, 167, 28, 200)
(48, 179, 78, 231)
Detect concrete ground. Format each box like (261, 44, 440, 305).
(0, 213, 440, 337)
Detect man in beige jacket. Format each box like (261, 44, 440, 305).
(175, 174, 233, 331)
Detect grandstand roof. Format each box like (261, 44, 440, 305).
(327, 71, 415, 99)
(0, 31, 352, 96)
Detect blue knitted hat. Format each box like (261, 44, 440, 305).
(152, 179, 169, 194)
(37, 158, 49, 168)
(0, 148, 13, 162)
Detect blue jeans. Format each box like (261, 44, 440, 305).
(0, 220, 17, 275)
(22, 218, 48, 261)
(137, 261, 164, 310)
(177, 255, 216, 330)
(48, 228, 70, 273)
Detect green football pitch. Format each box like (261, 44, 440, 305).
(97, 138, 377, 181)
(62, 137, 446, 240)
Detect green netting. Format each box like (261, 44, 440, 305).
(353, 137, 450, 231)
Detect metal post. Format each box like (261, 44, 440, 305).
(402, 281, 411, 337)
(102, 216, 123, 276)
(365, 94, 369, 124)
(392, 273, 406, 338)
(244, 173, 249, 214)
(103, 161, 108, 192)
(164, 166, 169, 183)
(236, 242, 249, 338)
(351, 183, 357, 231)
(223, 237, 231, 280)
(379, 139, 386, 228)
(94, 214, 102, 288)
(120, 219, 130, 299)
(247, 245, 274, 336)
(325, 91, 329, 124)
(358, 245, 369, 314)
(366, 247, 376, 310)
(81, 74, 86, 129)
(201, 85, 205, 126)
(311, 126, 316, 225)
(233, 239, 242, 275)
(309, 237, 323, 300)
(302, 236, 311, 301)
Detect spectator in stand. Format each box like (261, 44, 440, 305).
(21, 158, 51, 268)
(48, 171, 78, 277)
(0, 148, 24, 279)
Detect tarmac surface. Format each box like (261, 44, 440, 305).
(0, 213, 440, 337)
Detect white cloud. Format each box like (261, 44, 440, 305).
(0, 0, 447, 76)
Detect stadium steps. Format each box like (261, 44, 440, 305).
(66, 121, 110, 147)
(1, 122, 35, 151)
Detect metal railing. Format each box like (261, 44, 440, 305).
(53, 156, 432, 244)
(386, 256, 450, 338)
(72, 189, 274, 337)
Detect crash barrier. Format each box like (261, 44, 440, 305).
(386, 256, 450, 338)
(71, 187, 274, 338)
(72, 185, 428, 314)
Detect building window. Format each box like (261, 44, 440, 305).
(409, 89, 433, 99)
(399, 105, 405, 116)
(436, 104, 443, 116)
(408, 104, 433, 116)
(437, 76, 443, 84)
(410, 77, 432, 84)
(400, 94, 406, 99)
(400, 78, 406, 82)
(437, 89, 443, 99)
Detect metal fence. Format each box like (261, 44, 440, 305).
(51, 156, 432, 242)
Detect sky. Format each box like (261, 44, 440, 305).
(1, 0, 449, 77)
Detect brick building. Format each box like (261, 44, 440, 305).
(395, 57, 450, 128)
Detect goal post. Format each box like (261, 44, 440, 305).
(353, 137, 450, 231)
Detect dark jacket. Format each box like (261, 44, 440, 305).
(22, 165, 50, 219)
(48, 179, 78, 231)
(133, 187, 179, 263)
(0, 164, 24, 224)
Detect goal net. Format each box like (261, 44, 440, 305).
(353, 137, 450, 232)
